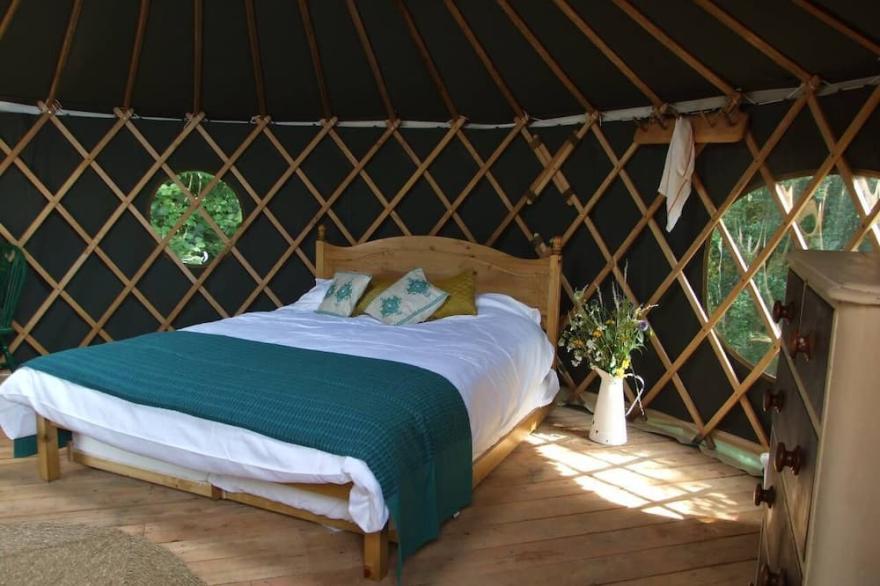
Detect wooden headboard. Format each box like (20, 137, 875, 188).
(315, 227, 563, 344)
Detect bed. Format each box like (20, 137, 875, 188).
(0, 231, 562, 581)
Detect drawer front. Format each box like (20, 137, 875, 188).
(770, 362, 818, 560)
(757, 460, 803, 586)
(790, 286, 833, 419)
(779, 271, 805, 348)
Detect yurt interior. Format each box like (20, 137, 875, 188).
(1, 1, 879, 584)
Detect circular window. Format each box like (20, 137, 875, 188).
(705, 173, 878, 376)
(150, 171, 243, 266)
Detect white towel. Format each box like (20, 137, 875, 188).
(658, 117, 695, 232)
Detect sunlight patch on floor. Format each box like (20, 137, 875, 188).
(536, 443, 609, 473)
(574, 474, 657, 510)
(592, 467, 688, 502)
(524, 431, 567, 445)
(530, 429, 751, 522)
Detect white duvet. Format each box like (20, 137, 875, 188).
(0, 280, 558, 532)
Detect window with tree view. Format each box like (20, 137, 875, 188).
(706, 174, 878, 376)
(150, 171, 243, 266)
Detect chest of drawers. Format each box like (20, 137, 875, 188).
(755, 251, 880, 586)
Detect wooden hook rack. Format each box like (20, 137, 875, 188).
(633, 109, 749, 144)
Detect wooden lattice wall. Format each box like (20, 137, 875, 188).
(2, 0, 880, 448)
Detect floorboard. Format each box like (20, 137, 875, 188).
(0, 406, 761, 584)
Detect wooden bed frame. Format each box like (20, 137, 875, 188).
(35, 230, 562, 581)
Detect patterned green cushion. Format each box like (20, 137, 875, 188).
(315, 271, 372, 317)
(364, 268, 448, 325)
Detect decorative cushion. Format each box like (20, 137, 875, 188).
(355, 271, 477, 319)
(364, 268, 448, 325)
(429, 270, 477, 320)
(315, 271, 372, 317)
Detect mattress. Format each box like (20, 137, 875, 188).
(0, 280, 558, 532)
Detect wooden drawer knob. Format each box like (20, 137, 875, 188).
(758, 563, 786, 586)
(772, 300, 795, 324)
(774, 442, 802, 475)
(763, 389, 785, 413)
(790, 333, 812, 360)
(754, 483, 775, 508)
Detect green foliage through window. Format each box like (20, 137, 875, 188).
(150, 171, 242, 266)
(706, 174, 877, 376)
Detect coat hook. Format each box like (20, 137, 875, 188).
(723, 93, 743, 126)
(724, 108, 738, 127)
(653, 103, 675, 130)
(701, 110, 717, 128)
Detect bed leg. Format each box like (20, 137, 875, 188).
(363, 524, 389, 581)
(36, 415, 60, 482)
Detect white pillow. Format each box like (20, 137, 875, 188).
(289, 278, 332, 311)
(316, 272, 372, 317)
(476, 292, 542, 325)
(364, 268, 448, 325)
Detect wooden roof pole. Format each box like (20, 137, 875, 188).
(122, 0, 150, 110)
(444, 0, 524, 119)
(445, 1, 585, 206)
(45, 0, 83, 108)
(0, 0, 21, 42)
(612, 0, 737, 99)
(347, 0, 396, 121)
(694, 0, 811, 83)
(244, 0, 268, 117)
(193, 0, 203, 114)
(497, 0, 595, 113)
(498, 0, 659, 264)
(552, 0, 662, 108)
(792, 0, 880, 57)
(395, 0, 458, 120)
(298, 0, 332, 120)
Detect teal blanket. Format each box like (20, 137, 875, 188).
(25, 331, 472, 562)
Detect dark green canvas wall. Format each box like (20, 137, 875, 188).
(2, 87, 879, 441)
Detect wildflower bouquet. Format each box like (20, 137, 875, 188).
(559, 285, 653, 379)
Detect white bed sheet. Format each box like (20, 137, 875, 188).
(0, 282, 558, 532)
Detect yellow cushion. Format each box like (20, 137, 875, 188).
(353, 270, 477, 320)
(429, 270, 477, 320)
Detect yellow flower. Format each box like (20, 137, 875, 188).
(622, 357, 631, 369)
(605, 319, 614, 325)
(614, 367, 626, 377)
(592, 329, 602, 338)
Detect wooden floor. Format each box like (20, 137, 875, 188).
(0, 407, 761, 585)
